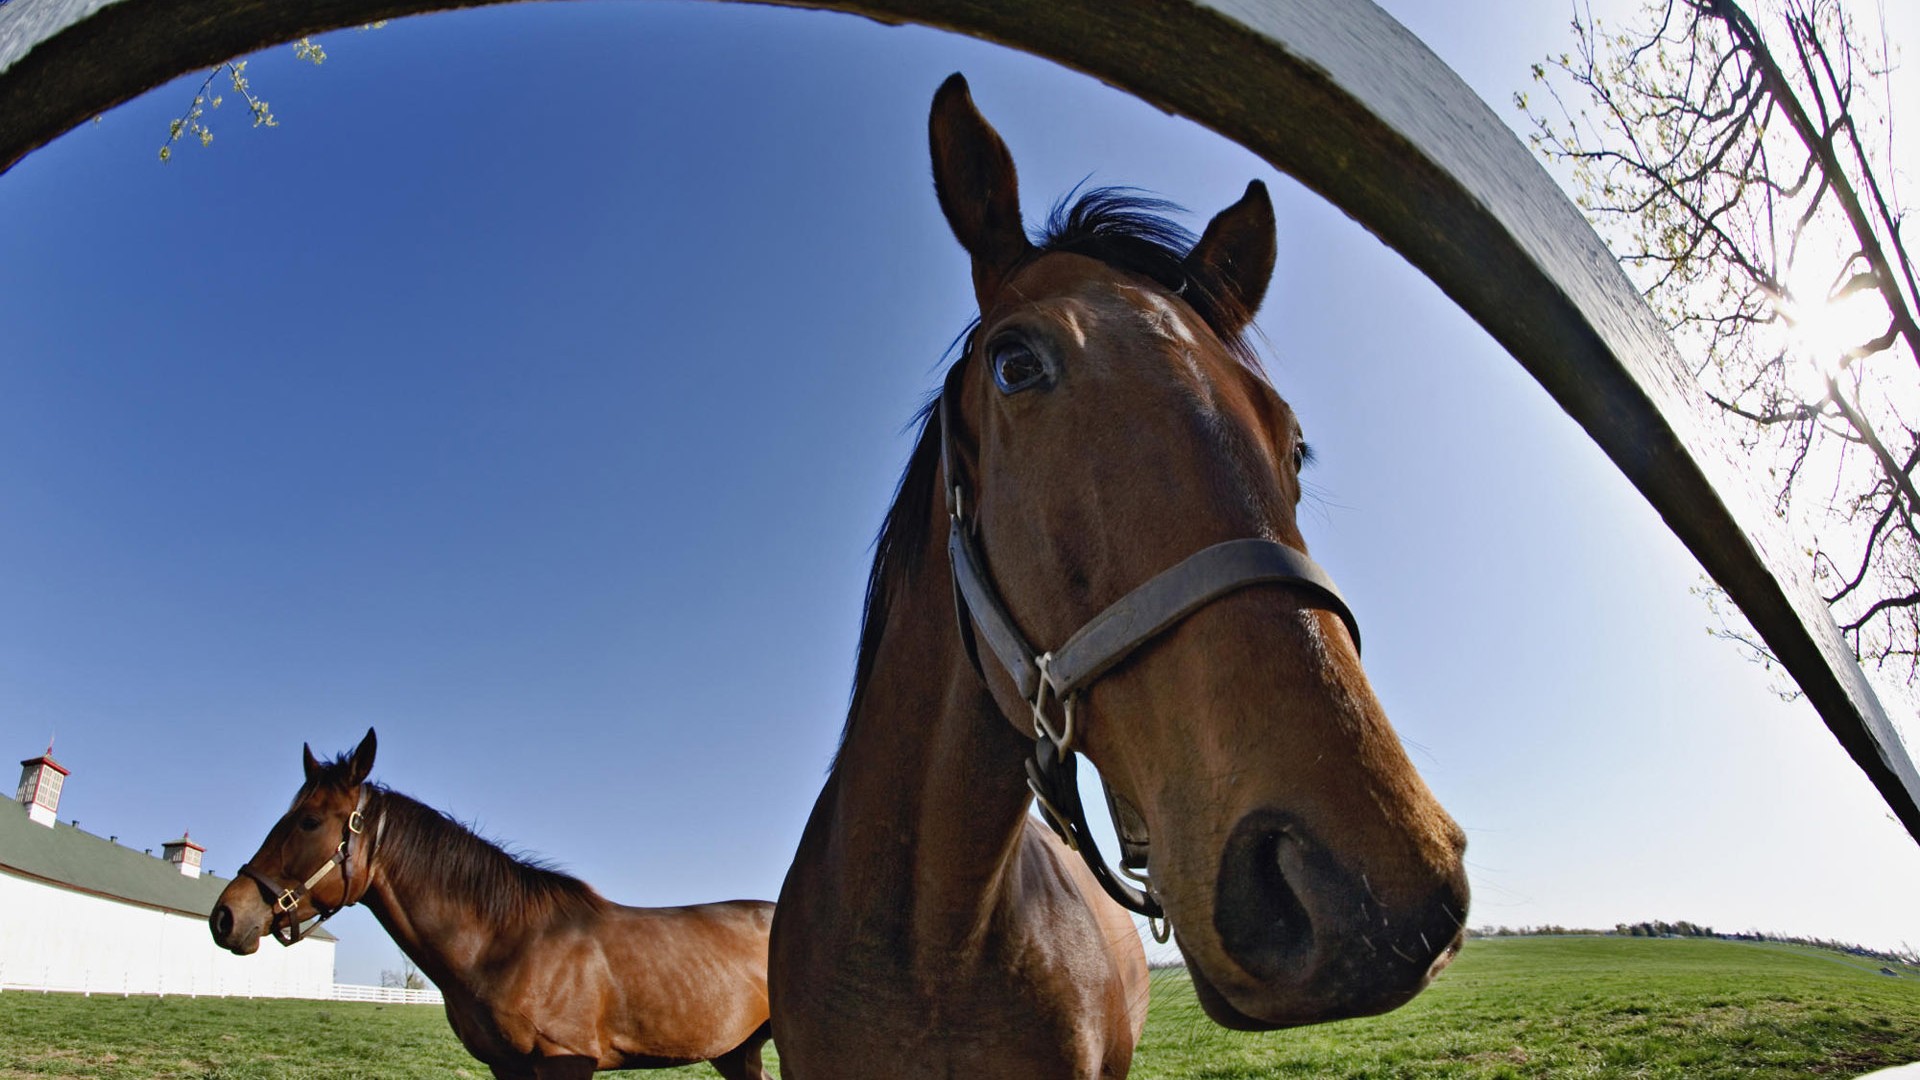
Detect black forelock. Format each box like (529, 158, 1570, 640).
(1031, 185, 1260, 367)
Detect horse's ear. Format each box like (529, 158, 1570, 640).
(302, 743, 321, 784)
(347, 728, 377, 786)
(1183, 180, 1276, 335)
(929, 73, 1032, 308)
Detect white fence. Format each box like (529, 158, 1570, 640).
(0, 973, 441, 1006)
(331, 982, 444, 1005)
(0, 965, 332, 1000)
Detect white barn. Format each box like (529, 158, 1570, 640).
(0, 749, 337, 998)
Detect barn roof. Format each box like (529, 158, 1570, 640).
(0, 800, 336, 940)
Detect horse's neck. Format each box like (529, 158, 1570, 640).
(358, 798, 530, 996)
(813, 516, 1038, 954)
(777, 496, 1147, 1074)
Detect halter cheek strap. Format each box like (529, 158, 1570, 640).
(936, 360, 1361, 927)
(239, 787, 383, 947)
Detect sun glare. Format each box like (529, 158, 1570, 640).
(1780, 257, 1887, 404)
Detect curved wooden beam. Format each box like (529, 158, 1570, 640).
(5, 0, 1917, 840)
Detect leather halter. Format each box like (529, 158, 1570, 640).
(936, 359, 1361, 925)
(239, 786, 381, 947)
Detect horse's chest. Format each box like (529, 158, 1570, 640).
(442, 997, 518, 1059)
(442, 991, 553, 1064)
(789, 951, 1127, 1079)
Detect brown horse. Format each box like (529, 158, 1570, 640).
(210, 730, 774, 1080)
(768, 75, 1471, 1077)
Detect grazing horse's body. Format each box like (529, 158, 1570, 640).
(769, 75, 1471, 1078)
(211, 731, 774, 1080)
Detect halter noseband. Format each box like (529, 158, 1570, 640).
(936, 360, 1361, 931)
(238, 786, 381, 947)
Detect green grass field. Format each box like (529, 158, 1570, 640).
(1133, 937, 1920, 1079)
(2, 937, 1916, 1078)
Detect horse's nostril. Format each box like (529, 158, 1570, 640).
(212, 905, 233, 940)
(1214, 819, 1316, 981)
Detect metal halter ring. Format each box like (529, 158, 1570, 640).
(1118, 857, 1168, 940)
(1030, 654, 1076, 752)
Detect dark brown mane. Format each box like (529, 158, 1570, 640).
(310, 756, 605, 923)
(371, 788, 607, 923)
(837, 187, 1262, 758)
(840, 398, 944, 752)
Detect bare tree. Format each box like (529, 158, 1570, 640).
(1522, 0, 1920, 704)
(380, 955, 427, 991)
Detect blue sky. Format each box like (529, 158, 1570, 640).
(3, 0, 1917, 986)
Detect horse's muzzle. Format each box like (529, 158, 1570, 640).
(209, 894, 264, 955)
(1194, 809, 1468, 1028)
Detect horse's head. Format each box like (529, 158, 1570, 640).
(210, 728, 379, 955)
(929, 75, 1469, 1029)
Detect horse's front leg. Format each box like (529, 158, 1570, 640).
(707, 1019, 773, 1080)
(492, 1055, 595, 1080)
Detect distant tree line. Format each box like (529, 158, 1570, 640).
(1613, 920, 1717, 939)
(1470, 923, 1609, 938)
(1468, 922, 1918, 966)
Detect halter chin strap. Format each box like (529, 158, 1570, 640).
(936, 361, 1361, 925)
(239, 786, 383, 947)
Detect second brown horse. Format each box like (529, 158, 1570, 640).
(211, 730, 773, 1080)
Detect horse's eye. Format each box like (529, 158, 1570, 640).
(299, 816, 322, 832)
(989, 338, 1050, 394)
(1292, 441, 1314, 472)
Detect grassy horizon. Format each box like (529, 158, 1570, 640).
(1135, 936, 1920, 1078)
(3, 936, 1918, 1078)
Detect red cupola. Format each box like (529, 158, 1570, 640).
(161, 831, 205, 878)
(16, 746, 69, 828)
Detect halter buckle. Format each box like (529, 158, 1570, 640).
(348, 809, 365, 835)
(274, 888, 300, 914)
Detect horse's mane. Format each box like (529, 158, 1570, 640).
(309, 756, 606, 923)
(836, 187, 1261, 756)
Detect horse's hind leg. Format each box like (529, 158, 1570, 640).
(707, 1021, 773, 1080)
